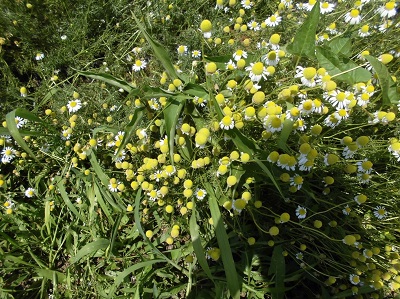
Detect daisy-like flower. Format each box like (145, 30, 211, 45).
(1, 147, 16, 164)
(132, 47, 142, 55)
(349, 274, 361, 285)
(193, 96, 207, 107)
(35, 53, 45, 60)
(358, 24, 370, 37)
(324, 113, 341, 128)
(354, 194, 367, 205)
(241, 0, 253, 9)
(333, 109, 350, 121)
(256, 40, 269, 49)
(345, 9, 362, 25)
(295, 66, 318, 87)
(295, 252, 304, 260)
(232, 198, 247, 213)
(132, 59, 147, 72)
(25, 187, 35, 198)
(147, 189, 161, 201)
(342, 205, 351, 215)
(388, 142, 400, 161)
(377, 2, 397, 18)
(232, 49, 247, 61)
(262, 51, 280, 66)
(374, 206, 387, 219)
(264, 115, 283, 133)
(15, 116, 27, 129)
(148, 98, 161, 111)
(177, 45, 188, 55)
(358, 172, 371, 184)
(296, 205, 307, 219)
(247, 20, 260, 31)
(298, 99, 315, 116)
(290, 175, 304, 190)
(356, 159, 373, 174)
(326, 22, 338, 34)
(225, 59, 237, 70)
(246, 62, 269, 82)
(303, 0, 316, 11)
(108, 179, 120, 192)
(320, 1, 335, 14)
(67, 99, 82, 113)
(191, 50, 201, 58)
(195, 188, 207, 200)
(220, 115, 235, 130)
(265, 14, 282, 27)
(325, 90, 351, 109)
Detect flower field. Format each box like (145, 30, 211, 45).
(0, 0, 400, 298)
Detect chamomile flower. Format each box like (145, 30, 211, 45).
(342, 205, 351, 215)
(246, 62, 269, 82)
(132, 59, 147, 71)
(303, 0, 317, 11)
(232, 198, 247, 213)
(296, 205, 307, 219)
(295, 252, 304, 260)
(295, 66, 318, 87)
(290, 175, 304, 190)
(345, 9, 362, 25)
(225, 59, 237, 70)
(325, 90, 351, 109)
(25, 187, 35, 198)
(265, 14, 282, 27)
(320, 1, 335, 14)
(67, 99, 82, 113)
(247, 20, 260, 31)
(378, 20, 393, 33)
(35, 53, 45, 60)
(356, 159, 373, 174)
(374, 206, 387, 219)
(388, 142, 400, 161)
(358, 24, 370, 37)
(177, 45, 188, 55)
(377, 2, 397, 18)
(1, 147, 16, 163)
(262, 51, 280, 66)
(233, 49, 247, 61)
(349, 274, 361, 285)
(241, 0, 253, 9)
(108, 179, 120, 192)
(14, 116, 27, 129)
(195, 188, 207, 200)
(191, 50, 201, 58)
(220, 115, 235, 130)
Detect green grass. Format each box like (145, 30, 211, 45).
(1, 0, 400, 298)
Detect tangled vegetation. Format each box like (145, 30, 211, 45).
(1, 0, 400, 298)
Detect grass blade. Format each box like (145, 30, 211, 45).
(78, 71, 138, 93)
(268, 245, 285, 299)
(189, 203, 214, 283)
(69, 238, 110, 264)
(163, 98, 186, 165)
(56, 176, 86, 223)
(107, 259, 166, 298)
(205, 182, 241, 299)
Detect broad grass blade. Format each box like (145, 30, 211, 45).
(163, 98, 185, 165)
(268, 245, 285, 299)
(205, 182, 241, 299)
(189, 203, 215, 282)
(56, 177, 86, 223)
(78, 71, 138, 93)
(365, 55, 400, 107)
(69, 238, 110, 264)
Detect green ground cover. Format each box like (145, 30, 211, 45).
(0, 0, 400, 298)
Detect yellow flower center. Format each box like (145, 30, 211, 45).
(135, 60, 142, 67)
(350, 9, 360, 18)
(269, 33, 280, 44)
(70, 101, 77, 107)
(303, 67, 316, 79)
(270, 15, 277, 22)
(361, 25, 369, 33)
(321, 2, 329, 9)
(385, 2, 395, 10)
(336, 92, 346, 102)
(303, 100, 313, 111)
(234, 198, 246, 210)
(5, 149, 12, 155)
(270, 116, 282, 128)
(252, 62, 264, 75)
(221, 115, 233, 126)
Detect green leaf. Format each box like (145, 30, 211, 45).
(163, 98, 186, 165)
(189, 204, 215, 283)
(56, 176, 86, 223)
(69, 238, 110, 264)
(286, 1, 320, 58)
(205, 183, 241, 299)
(107, 259, 165, 298)
(326, 38, 352, 57)
(133, 14, 182, 82)
(364, 55, 400, 106)
(114, 107, 144, 161)
(35, 269, 66, 283)
(6, 109, 45, 163)
(268, 245, 285, 299)
(277, 119, 294, 153)
(316, 46, 371, 84)
(78, 71, 138, 93)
